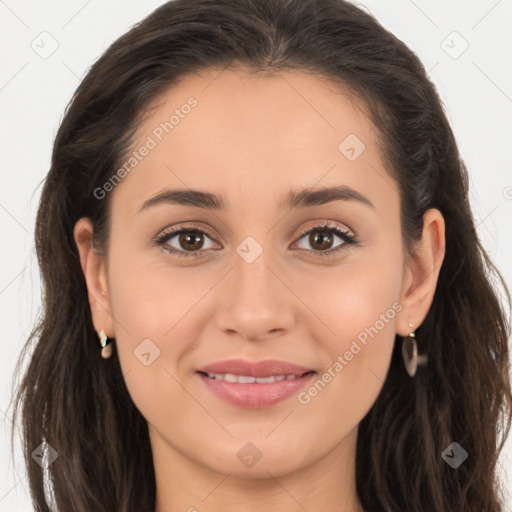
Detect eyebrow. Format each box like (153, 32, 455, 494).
(137, 185, 375, 213)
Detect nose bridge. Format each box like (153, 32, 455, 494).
(232, 232, 280, 305)
(228, 202, 295, 300)
(214, 231, 295, 339)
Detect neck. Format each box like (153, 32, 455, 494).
(151, 425, 365, 512)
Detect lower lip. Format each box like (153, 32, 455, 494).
(196, 372, 316, 409)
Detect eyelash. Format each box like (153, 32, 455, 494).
(154, 220, 358, 259)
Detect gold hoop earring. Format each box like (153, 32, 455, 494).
(98, 329, 113, 359)
(402, 322, 428, 377)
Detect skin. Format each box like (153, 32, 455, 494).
(74, 69, 445, 512)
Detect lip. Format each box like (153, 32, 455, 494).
(196, 358, 314, 378)
(196, 358, 316, 409)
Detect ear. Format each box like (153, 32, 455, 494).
(73, 217, 115, 338)
(396, 208, 446, 336)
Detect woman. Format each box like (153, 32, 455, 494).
(10, 0, 512, 510)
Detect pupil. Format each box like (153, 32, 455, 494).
(311, 230, 332, 250)
(181, 232, 203, 251)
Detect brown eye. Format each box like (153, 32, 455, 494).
(307, 229, 336, 251)
(156, 227, 218, 257)
(294, 222, 356, 257)
(177, 231, 205, 251)
(155, 221, 357, 259)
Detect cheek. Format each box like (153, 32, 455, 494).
(104, 247, 226, 428)
(106, 262, 203, 369)
(296, 250, 403, 416)
(106, 227, 211, 342)
(306, 245, 403, 348)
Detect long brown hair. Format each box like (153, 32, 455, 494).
(10, 0, 512, 510)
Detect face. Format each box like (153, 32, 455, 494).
(77, 69, 442, 481)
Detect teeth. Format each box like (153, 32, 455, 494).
(205, 372, 299, 383)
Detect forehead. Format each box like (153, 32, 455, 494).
(110, 68, 393, 217)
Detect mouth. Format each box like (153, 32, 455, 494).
(195, 368, 317, 409)
(196, 370, 315, 383)
(196, 358, 315, 378)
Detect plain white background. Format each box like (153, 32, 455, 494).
(1, 0, 511, 510)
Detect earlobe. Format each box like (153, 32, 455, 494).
(396, 208, 446, 336)
(73, 217, 114, 337)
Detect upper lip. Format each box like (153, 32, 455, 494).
(197, 359, 315, 378)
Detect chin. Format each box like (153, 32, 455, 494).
(199, 438, 310, 479)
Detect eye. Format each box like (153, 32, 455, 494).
(292, 220, 357, 258)
(154, 220, 358, 258)
(155, 224, 219, 258)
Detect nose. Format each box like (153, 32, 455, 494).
(214, 244, 295, 342)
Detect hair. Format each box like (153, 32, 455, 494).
(9, 0, 512, 510)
